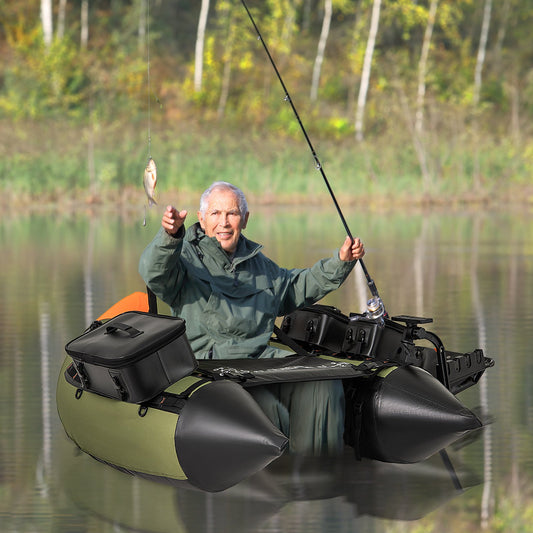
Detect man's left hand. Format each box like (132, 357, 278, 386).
(339, 236, 365, 262)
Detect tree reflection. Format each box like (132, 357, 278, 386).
(1, 209, 532, 531)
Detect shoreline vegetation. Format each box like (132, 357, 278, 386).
(3, 117, 533, 214)
(6, 171, 533, 214)
(8, 184, 533, 215)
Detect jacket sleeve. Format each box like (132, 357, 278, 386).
(276, 252, 356, 316)
(138, 226, 186, 307)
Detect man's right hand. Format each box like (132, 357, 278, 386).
(162, 205, 188, 236)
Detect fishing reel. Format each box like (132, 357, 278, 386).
(365, 297, 386, 322)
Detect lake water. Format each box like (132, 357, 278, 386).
(1, 205, 532, 532)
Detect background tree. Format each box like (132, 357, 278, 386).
(354, 0, 381, 142)
(473, 0, 492, 107)
(57, 0, 67, 39)
(138, 0, 147, 53)
(194, 0, 210, 92)
(40, 0, 53, 47)
(310, 0, 332, 102)
(472, 0, 493, 190)
(81, 0, 89, 49)
(414, 0, 438, 192)
(216, 0, 236, 119)
(415, 0, 438, 135)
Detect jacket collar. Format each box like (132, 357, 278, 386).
(185, 222, 263, 265)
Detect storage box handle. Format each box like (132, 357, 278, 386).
(105, 322, 143, 338)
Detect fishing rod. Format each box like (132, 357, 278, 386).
(240, 0, 385, 314)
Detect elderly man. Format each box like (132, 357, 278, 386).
(139, 181, 365, 453)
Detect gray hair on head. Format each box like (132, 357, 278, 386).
(199, 181, 249, 216)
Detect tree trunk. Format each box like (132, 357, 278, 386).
(472, 0, 492, 190)
(346, 0, 365, 117)
(310, 0, 332, 102)
(40, 0, 53, 47)
(217, 9, 236, 119)
(493, 0, 511, 73)
(81, 0, 89, 49)
(194, 0, 211, 93)
(57, 0, 67, 39)
(473, 0, 492, 106)
(354, 0, 381, 142)
(281, 1, 298, 52)
(415, 0, 438, 134)
(302, 0, 313, 32)
(138, 0, 147, 54)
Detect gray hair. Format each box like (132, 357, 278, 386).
(199, 181, 249, 216)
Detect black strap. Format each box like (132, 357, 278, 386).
(147, 286, 158, 314)
(141, 377, 212, 415)
(105, 323, 143, 338)
(343, 381, 367, 460)
(273, 324, 314, 357)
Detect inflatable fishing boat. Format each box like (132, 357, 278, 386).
(56, 292, 494, 492)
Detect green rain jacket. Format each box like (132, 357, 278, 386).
(139, 223, 356, 359)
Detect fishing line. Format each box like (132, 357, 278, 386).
(146, 0, 152, 159)
(240, 0, 383, 306)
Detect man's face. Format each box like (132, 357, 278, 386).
(197, 189, 249, 253)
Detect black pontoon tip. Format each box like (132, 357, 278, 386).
(358, 365, 483, 464)
(175, 380, 288, 492)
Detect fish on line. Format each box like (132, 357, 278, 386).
(143, 157, 157, 207)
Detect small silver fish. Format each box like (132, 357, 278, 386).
(143, 157, 157, 206)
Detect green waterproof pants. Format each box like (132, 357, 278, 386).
(249, 379, 345, 455)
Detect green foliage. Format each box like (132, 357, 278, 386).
(1, 0, 533, 205)
(491, 492, 533, 533)
(384, 0, 428, 41)
(0, 27, 88, 118)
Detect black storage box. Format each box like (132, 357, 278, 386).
(65, 311, 197, 403)
(280, 305, 384, 357)
(280, 305, 411, 361)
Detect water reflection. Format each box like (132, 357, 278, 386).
(470, 215, 493, 528)
(58, 440, 482, 533)
(1, 207, 532, 531)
